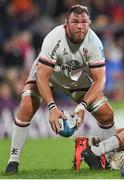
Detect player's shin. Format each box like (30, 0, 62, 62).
(8, 117, 30, 163)
(97, 121, 116, 140)
(91, 135, 120, 156)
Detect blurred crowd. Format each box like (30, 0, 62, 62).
(0, 0, 124, 138)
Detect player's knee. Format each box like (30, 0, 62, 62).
(99, 109, 114, 125)
(16, 95, 40, 121)
(16, 102, 34, 121)
(106, 109, 114, 124)
(14, 115, 31, 127)
(20, 101, 33, 114)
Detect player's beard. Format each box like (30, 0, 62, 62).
(65, 25, 88, 44)
(71, 31, 86, 43)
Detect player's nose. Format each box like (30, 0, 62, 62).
(77, 22, 83, 28)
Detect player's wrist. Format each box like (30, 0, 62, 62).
(74, 100, 87, 113)
(80, 101, 87, 110)
(48, 101, 57, 111)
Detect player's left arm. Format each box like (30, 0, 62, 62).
(75, 65, 106, 128)
(83, 36, 106, 104)
(75, 35, 106, 128)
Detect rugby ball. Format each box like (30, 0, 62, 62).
(58, 111, 77, 137)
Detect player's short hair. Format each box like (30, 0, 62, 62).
(66, 4, 90, 21)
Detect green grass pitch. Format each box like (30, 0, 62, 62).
(0, 138, 122, 179)
(0, 101, 124, 179)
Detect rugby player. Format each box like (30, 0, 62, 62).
(82, 128, 124, 170)
(5, 4, 116, 173)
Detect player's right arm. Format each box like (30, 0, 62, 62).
(36, 28, 66, 133)
(36, 63, 54, 104)
(37, 62, 65, 133)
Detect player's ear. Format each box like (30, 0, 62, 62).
(89, 19, 91, 25)
(64, 19, 68, 28)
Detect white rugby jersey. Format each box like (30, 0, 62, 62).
(38, 25, 105, 91)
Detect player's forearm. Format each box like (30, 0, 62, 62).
(37, 78, 54, 104)
(83, 80, 105, 105)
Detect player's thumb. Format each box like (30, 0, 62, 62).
(60, 112, 67, 120)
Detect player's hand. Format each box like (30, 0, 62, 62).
(74, 102, 86, 129)
(75, 110, 85, 129)
(49, 108, 67, 134)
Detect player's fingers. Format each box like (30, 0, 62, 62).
(50, 121, 58, 134)
(76, 117, 82, 129)
(78, 110, 83, 120)
(61, 113, 67, 120)
(54, 120, 60, 133)
(53, 120, 60, 134)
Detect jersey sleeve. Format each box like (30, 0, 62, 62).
(88, 36, 105, 68)
(38, 31, 61, 68)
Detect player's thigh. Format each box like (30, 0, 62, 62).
(92, 102, 114, 125)
(117, 128, 124, 134)
(116, 130, 124, 147)
(17, 83, 41, 121)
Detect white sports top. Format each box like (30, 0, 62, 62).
(38, 25, 105, 91)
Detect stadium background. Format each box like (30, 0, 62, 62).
(0, 0, 124, 139)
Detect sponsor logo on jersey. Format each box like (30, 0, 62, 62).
(50, 40, 61, 58)
(83, 48, 88, 60)
(61, 60, 83, 72)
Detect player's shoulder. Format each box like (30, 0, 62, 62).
(87, 28, 102, 45)
(44, 25, 65, 43)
